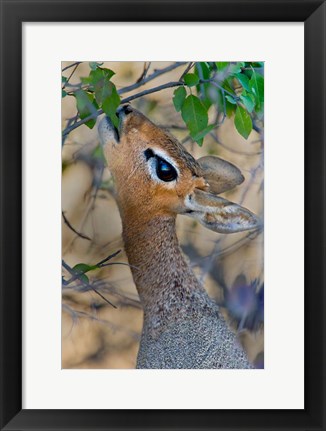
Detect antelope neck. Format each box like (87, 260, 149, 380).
(122, 215, 202, 311)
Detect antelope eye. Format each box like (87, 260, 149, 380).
(156, 157, 178, 182)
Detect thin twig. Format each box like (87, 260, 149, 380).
(62, 74, 239, 139)
(158, 124, 187, 130)
(91, 281, 142, 309)
(90, 286, 117, 309)
(62, 259, 118, 308)
(65, 62, 182, 95)
(100, 262, 140, 271)
(195, 62, 206, 100)
(136, 62, 152, 82)
(62, 117, 75, 147)
(219, 89, 227, 126)
(62, 304, 140, 340)
(211, 132, 262, 156)
(62, 62, 80, 90)
(62, 211, 92, 241)
(192, 229, 263, 267)
(122, 81, 183, 104)
(96, 250, 121, 266)
(241, 66, 264, 71)
(62, 80, 184, 137)
(118, 61, 186, 95)
(62, 251, 122, 285)
(179, 62, 194, 80)
(62, 61, 82, 72)
(203, 79, 239, 99)
(239, 161, 263, 205)
(62, 259, 76, 277)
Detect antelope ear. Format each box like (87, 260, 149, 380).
(184, 189, 261, 234)
(197, 156, 245, 194)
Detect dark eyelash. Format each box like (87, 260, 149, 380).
(144, 148, 178, 182)
(144, 148, 154, 160)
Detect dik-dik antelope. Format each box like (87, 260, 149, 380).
(99, 105, 261, 369)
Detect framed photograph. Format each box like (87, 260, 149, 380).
(62, 59, 264, 372)
(1, 1, 325, 430)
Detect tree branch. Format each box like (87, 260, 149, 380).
(118, 61, 186, 95)
(62, 61, 81, 72)
(136, 62, 151, 82)
(122, 81, 182, 103)
(62, 72, 240, 139)
(62, 80, 184, 137)
(62, 211, 91, 241)
(62, 63, 80, 90)
(179, 62, 194, 80)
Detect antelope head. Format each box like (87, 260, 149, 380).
(98, 105, 261, 233)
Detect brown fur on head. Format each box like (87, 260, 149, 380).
(98, 105, 261, 233)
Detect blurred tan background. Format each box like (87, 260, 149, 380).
(62, 62, 264, 369)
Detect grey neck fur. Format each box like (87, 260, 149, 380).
(122, 215, 252, 369)
(123, 216, 206, 314)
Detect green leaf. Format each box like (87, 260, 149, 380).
(89, 67, 105, 85)
(181, 95, 208, 131)
(225, 99, 237, 118)
(89, 67, 115, 84)
(225, 94, 237, 104)
(235, 73, 251, 91)
(89, 69, 115, 106)
(173, 86, 187, 112)
(234, 105, 253, 139)
(101, 68, 115, 80)
(73, 263, 96, 273)
(102, 82, 121, 128)
(94, 77, 109, 105)
(184, 73, 199, 87)
(74, 90, 98, 129)
(89, 61, 103, 70)
(86, 66, 120, 127)
(222, 79, 236, 95)
(81, 76, 92, 85)
(249, 69, 264, 112)
(216, 62, 229, 71)
(79, 273, 89, 284)
(62, 76, 68, 84)
(72, 263, 96, 284)
(195, 63, 213, 109)
(62, 89, 67, 98)
(251, 62, 264, 68)
(229, 62, 245, 74)
(195, 62, 211, 79)
(190, 124, 215, 144)
(220, 89, 237, 118)
(181, 95, 208, 145)
(240, 92, 255, 113)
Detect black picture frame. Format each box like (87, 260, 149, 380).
(1, 1, 325, 430)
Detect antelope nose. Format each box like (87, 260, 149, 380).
(117, 104, 133, 117)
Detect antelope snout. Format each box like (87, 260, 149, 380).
(98, 105, 133, 147)
(117, 104, 133, 117)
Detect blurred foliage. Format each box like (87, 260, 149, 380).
(62, 61, 264, 147)
(63, 62, 121, 129)
(175, 62, 264, 145)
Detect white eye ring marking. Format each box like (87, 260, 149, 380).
(144, 148, 179, 185)
(150, 148, 180, 175)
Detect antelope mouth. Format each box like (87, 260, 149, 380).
(98, 115, 120, 145)
(98, 105, 133, 146)
(113, 123, 120, 142)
